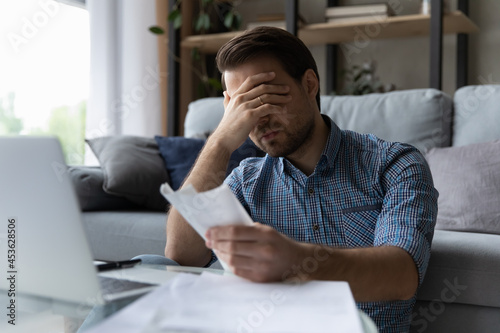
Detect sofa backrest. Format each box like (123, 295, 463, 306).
(452, 84, 500, 147)
(184, 97, 225, 139)
(320, 89, 452, 152)
(184, 89, 453, 153)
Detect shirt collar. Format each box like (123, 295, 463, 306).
(276, 114, 342, 178)
(319, 114, 342, 168)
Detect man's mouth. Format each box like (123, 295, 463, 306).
(261, 130, 279, 142)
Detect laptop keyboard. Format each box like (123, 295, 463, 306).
(99, 276, 156, 294)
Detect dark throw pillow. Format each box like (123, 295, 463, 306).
(68, 166, 140, 211)
(154, 136, 266, 191)
(86, 136, 170, 211)
(154, 136, 205, 191)
(226, 137, 266, 177)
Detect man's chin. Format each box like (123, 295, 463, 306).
(259, 144, 292, 158)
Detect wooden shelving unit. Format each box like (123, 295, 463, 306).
(301, 11, 478, 45)
(181, 11, 478, 53)
(167, 0, 476, 136)
(181, 31, 239, 54)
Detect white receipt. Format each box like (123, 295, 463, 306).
(160, 182, 254, 270)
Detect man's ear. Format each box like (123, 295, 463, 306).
(302, 69, 319, 100)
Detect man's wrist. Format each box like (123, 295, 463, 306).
(205, 133, 238, 156)
(281, 243, 336, 282)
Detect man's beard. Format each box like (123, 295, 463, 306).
(255, 115, 316, 158)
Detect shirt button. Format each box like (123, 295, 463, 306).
(308, 188, 314, 194)
(312, 224, 320, 231)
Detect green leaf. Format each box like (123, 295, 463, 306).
(173, 14, 182, 29)
(168, 9, 179, 22)
(195, 13, 211, 32)
(168, 9, 182, 30)
(191, 48, 201, 61)
(202, 0, 213, 7)
(353, 71, 363, 82)
(224, 11, 234, 29)
(195, 17, 202, 32)
(202, 13, 211, 30)
(207, 78, 223, 92)
(149, 26, 165, 35)
(233, 12, 242, 30)
(197, 82, 207, 99)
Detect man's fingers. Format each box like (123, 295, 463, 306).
(210, 239, 254, 255)
(231, 72, 290, 103)
(233, 71, 276, 96)
(223, 91, 229, 108)
(206, 223, 274, 242)
(209, 238, 276, 260)
(230, 86, 290, 112)
(215, 251, 276, 282)
(255, 92, 292, 106)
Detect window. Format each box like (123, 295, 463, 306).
(0, 0, 89, 164)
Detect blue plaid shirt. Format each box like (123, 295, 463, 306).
(224, 116, 438, 333)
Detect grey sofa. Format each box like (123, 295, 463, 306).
(77, 85, 500, 333)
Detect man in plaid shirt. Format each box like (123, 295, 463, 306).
(166, 27, 438, 333)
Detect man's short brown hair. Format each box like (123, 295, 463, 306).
(216, 26, 320, 109)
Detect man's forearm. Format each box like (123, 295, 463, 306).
(290, 245, 418, 302)
(165, 137, 232, 267)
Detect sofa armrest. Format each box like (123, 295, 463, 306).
(417, 230, 500, 309)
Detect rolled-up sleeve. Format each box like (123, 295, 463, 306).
(375, 145, 439, 286)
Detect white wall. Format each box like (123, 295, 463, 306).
(468, 0, 500, 89)
(236, 0, 500, 96)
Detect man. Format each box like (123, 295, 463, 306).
(165, 27, 438, 332)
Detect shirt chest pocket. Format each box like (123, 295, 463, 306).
(341, 204, 382, 248)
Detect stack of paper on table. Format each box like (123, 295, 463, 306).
(85, 271, 364, 333)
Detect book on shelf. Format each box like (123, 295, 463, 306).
(327, 14, 389, 24)
(247, 13, 306, 30)
(325, 4, 394, 19)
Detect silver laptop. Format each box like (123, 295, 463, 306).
(0, 136, 157, 305)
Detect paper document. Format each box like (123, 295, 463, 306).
(160, 182, 254, 270)
(85, 271, 364, 333)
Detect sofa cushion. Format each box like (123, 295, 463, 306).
(155, 136, 266, 191)
(86, 136, 170, 211)
(225, 137, 266, 177)
(425, 140, 500, 235)
(320, 89, 452, 153)
(82, 211, 167, 261)
(68, 166, 140, 211)
(184, 97, 225, 139)
(453, 84, 500, 146)
(417, 230, 500, 309)
(155, 136, 205, 191)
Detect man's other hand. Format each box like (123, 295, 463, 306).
(205, 223, 310, 282)
(212, 71, 292, 153)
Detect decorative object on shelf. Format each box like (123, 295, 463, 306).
(149, 0, 242, 98)
(247, 13, 306, 30)
(325, 3, 394, 24)
(420, 0, 431, 15)
(338, 60, 395, 96)
(420, 0, 450, 15)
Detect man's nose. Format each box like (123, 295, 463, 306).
(256, 115, 270, 127)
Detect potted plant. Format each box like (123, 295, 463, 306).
(150, 0, 242, 98)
